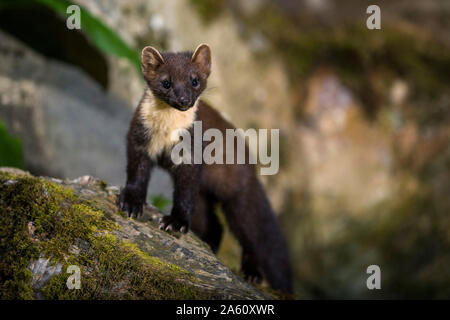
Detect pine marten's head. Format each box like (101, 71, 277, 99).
(141, 44, 211, 112)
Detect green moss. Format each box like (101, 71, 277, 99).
(255, 283, 298, 300)
(116, 210, 127, 219)
(42, 233, 202, 299)
(97, 179, 108, 190)
(41, 202, 117, 262)
(0, 172, 205, 299)
(0, 172, 70, 299)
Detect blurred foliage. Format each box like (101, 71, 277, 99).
(0, 0, 140, 70)
(190, 0, 226, 24)
(0, 121, 23, 169)
(237, 3, 450, 121)
(148, 194, 172, 212)
(284, 182, 450, 299)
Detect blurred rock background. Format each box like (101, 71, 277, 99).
(0, 0, 449, 298)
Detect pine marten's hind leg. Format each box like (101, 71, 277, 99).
(221, 193, 264, 284)
(190, 193, 223, 253)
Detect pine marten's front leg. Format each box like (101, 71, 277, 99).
(119, 115, 153, 217)
(119, 151, 152, 217)
(159, 163, 201, 233)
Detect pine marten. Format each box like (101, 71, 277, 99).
(119, 44, 293, 293)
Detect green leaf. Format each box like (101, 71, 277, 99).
(0, 120, 23, 168)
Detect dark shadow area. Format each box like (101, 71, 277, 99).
(0, 3, 108, 88)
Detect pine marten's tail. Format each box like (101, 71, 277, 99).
(254, 179, 293, 293)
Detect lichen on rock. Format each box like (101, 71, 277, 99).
(0, 167, 268, 300)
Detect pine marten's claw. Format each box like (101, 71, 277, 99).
(159, 215, 189, 234)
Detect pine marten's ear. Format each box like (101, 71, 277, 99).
(141, 46, 165, 75)
(191, 43, 211, 77)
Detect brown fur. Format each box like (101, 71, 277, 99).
(119, 45, 293, 293)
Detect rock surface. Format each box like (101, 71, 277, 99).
(0, 167, 268, 300)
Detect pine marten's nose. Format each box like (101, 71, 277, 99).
(178, 96, 190, 107)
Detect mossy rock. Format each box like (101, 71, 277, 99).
(0, 168, 269, 300)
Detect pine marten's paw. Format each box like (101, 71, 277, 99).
(159, 215, 189, 234)
(242, 253, 263, 285)
(243, 268, 263, 285)
(119, 186, 145, 218)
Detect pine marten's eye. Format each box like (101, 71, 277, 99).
(191, 78, 199, 88)
(162, 80, 171, 89)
